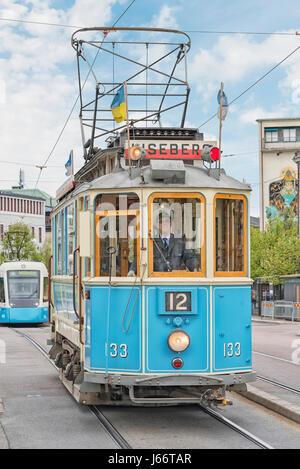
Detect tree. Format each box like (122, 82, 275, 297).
(251, 207, 300, 284)
(32, 239, 51, 268)
(1, 223, 38, 261)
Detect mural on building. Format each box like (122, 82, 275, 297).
(267, 167, 298, 219)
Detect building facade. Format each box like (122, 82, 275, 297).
(10, 189, 56, 240)
(0, 191, 45, 247)
(257, 117, 300, 230)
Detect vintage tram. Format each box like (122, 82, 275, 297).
(48, 26, 255, 405)
(0, 261, 49, 324)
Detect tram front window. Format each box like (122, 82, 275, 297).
(7, 270, 40, 300)
(95, 194, 140, 277)
(149, 194, 205, 276)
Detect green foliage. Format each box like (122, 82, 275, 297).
(1, 223, 37, 261)
(31, 239, 51, 267)
(251, 207, 300, 284)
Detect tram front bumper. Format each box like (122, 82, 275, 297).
(83, 370, 256, 389)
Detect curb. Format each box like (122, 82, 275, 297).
(0, 400, 3, 416)
(252, 318, 288, 325)
(238, 384, 300, 425)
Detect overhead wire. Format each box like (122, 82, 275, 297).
(0, 16, 299, 37)
(197, 44, 300, 130)
(33, 0, 137, 189)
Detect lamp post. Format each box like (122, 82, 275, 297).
(293, 151, 300, 234)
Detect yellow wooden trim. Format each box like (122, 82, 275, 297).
(148, 192, 206, 278)
(95, 211, 140, 277)
(213, 194, 247, 277)
(95, 209, 138, 216)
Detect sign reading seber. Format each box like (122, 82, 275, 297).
(125, 140, 217, 159)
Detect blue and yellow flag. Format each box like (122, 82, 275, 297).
(110, 85, 126, 123)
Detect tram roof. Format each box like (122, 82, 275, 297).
(0, 261, 48, 274)
(77, 164, 251, 193)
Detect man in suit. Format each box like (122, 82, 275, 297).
(128, 211, 197, 275)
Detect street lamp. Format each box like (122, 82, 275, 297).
(293, 151, 300, 235)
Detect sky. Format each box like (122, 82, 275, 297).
(0, 0, 300, 216)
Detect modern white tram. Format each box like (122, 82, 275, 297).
(0, 261, 49, 324)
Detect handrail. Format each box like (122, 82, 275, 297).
(48, 255, 54, 324)
(72, 247, 84, 345)
(72, 247, 80, 320)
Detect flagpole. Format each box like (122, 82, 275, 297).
(125, 81, 131, 167)
(71, 150, 74, 177)
(218, 81, 223, 170)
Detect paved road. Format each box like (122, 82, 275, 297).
(1, 323, 300, 449)
(0, 325, 117, 449)
(252, 320, 300, 407)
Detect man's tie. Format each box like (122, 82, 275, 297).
(163, 238, 169, 248)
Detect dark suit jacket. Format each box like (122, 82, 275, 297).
(130, 234, 197, 273)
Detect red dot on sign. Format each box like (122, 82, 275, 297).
(210, 147, 220, 161)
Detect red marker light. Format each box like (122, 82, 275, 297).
(209, 147, 220, 161)
(201, 145, 220, 163)
(172, 357, 183, 369)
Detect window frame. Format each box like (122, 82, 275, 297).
(95, 208, 140, 278)
(213, 193, 248, 277)
(148, 192, 206, 278)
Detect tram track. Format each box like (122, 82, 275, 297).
(9, 327, 132, 450)
(198, 405, 273, 449)
(257, 375, 300, 396)
(9, 327, 275, 449)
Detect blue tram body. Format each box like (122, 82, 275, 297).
(48, 26, 255, 406)
(49, 147, 256, 406)
(0, 261, 49, 324)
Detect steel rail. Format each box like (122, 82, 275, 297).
(253, 350, 300, 366)
(9, 328, 132, 450)
(257, 375, 300, 396)
(89, 406, 132, 449)
(198, 404, 274, 449)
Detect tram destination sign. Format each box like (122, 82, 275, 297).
(125, 139, 217, 160)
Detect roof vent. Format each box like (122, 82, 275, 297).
(150, 160, 186, 184)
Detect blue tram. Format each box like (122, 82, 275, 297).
(48, 26, 255, 406)
(49, 129, 256, 406)
(0, 261, 49, 324)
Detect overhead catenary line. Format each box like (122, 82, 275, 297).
(0, 16, 299, 37)
(0, 160, 62, 168)
(33, 0, 137, 189)
(197, 44, 300, 130)
(186, 30, 300, 36)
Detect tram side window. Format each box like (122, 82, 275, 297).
(56, 211, 64, 274)
(85, 196, 91, 277)
(0, 278, 5, 303)
(95, 194, 140, 277)
(67, 203, 76, 275)
(215, 196, 246, 274)
(149, 194, 205, 275)
(43, 277, 48, 302)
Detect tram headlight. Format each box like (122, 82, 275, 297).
(167, 330, 190, 352)
(128, 145, 146, 161)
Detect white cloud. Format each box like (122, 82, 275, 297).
(150, 5, 179, 29)
(189, 32, 300, 105)
(0, 0, 127, 195)
(240, 107, 280, 124)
